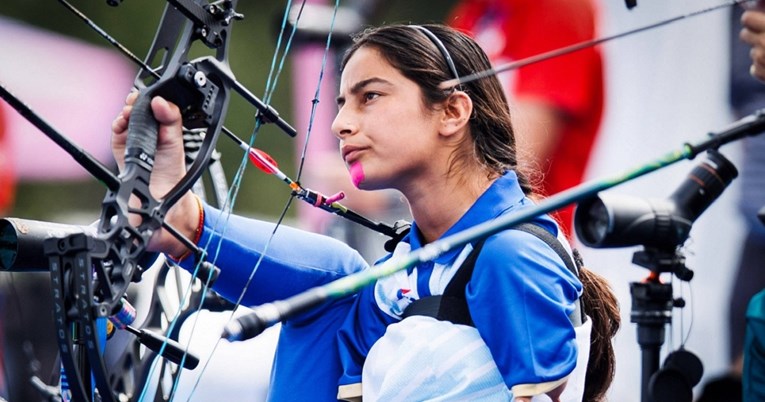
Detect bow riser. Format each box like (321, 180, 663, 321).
(50, 1, 240, 400)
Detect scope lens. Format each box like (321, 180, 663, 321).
(0, 219, 18, 270)
(578, 198, 610, 245)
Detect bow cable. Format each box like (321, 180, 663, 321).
(141, 2, 314, 400)
(171, 1, 304, 398)
(49, 2, 285, 400)
(49, 2, 316, 399)
(183, 2, 345, 399)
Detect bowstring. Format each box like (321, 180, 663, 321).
(296, 0, 340, 181)
(49, 2, 209, 401)
(47, 2, 251, 398)
(135, 1, 309, 399)
(153, 1, 301, 399)
(176, 1, 343, 400)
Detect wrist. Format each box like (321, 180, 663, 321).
(164, 193, 204, 260)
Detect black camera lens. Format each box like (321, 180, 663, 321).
(574, 150, 738, 249)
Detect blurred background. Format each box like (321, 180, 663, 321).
(0, 0, 754, 401)
(0, 0, 459, 222)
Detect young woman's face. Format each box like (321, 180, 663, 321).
(332, 46, 444, 191)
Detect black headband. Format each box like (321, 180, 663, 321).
(410, 25, 461, 83)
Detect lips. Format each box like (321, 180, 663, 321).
(341, 144, 367, 164)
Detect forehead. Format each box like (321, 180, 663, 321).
(339, 46, 405, 91)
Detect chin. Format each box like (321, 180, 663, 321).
(355, 181, 376, 191)
(355, 177, 388, 191)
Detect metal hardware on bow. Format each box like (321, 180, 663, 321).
(0, 82, 234, 400)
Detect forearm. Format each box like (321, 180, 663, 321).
(177, 203, 369, 306)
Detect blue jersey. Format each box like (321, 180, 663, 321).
(179, 171, 583, 401)
(336, 171, 583, 400)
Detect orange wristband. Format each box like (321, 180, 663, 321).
(169, 194, 204, 262)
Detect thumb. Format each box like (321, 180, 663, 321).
(150, 96, 182, 125)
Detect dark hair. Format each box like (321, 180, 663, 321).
(341, 23, 621, 400)
(340, 23, 535, 193)
(575, 251, 621, 402)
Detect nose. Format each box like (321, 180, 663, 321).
(331, 107, 355, 139)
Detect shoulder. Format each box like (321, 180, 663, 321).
(467, 221, 582, 306)
(481, 220, 559, 257)
(475, 220, 577, 281)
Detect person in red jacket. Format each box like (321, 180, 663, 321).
(0, 104, 15, 215)
(0, 102, 17, 401)
(448, 0, 604, 237)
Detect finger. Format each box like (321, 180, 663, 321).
(740, 26, 765, 48)
(111, 114, 128, 136)
(750, 46, 765, 81)
(751, 62, 765, 82)
(111, 104, 133, 135)
(150, 96, 182, 126)
(150, 96, 184, 152)
(125, 90, 139, 106)
(755, 40, 765, 62)
(741, 27, 755, 46)
(742, 10, 765, 33)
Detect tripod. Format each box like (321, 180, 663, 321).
(630, 247, 700, 402)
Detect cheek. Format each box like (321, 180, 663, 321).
(349, 162, 365, 188)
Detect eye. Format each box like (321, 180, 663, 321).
(363, 92, 380, 103)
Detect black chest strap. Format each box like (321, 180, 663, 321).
(401, 222, 584, 327)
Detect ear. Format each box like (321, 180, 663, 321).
(439, 91, 473, 137)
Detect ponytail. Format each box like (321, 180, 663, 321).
(574, 250, 621, 402)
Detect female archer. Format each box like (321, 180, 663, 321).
(112, 23, 619, 402)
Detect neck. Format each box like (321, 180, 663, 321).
(402, 166, 496, 244)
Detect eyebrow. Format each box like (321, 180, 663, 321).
(336, 77, 392, 105)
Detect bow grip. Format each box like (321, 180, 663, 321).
(125, 92, 158, 171)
